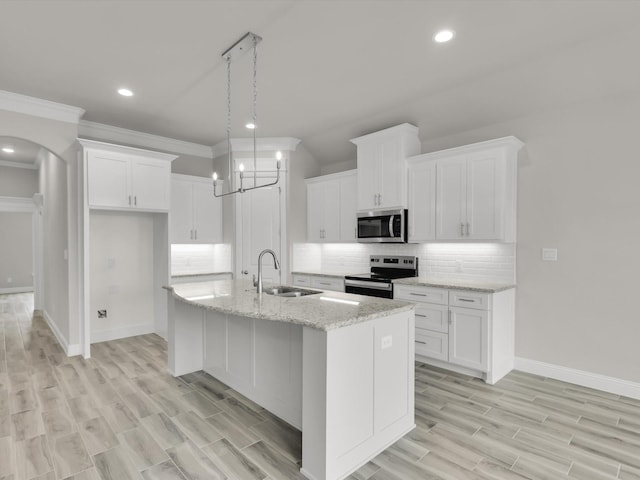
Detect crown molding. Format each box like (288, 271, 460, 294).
(78, 139, 178, 162)
(0, 160, 38, 170)
(0, 195, 37, 212)
(212, 137, 301, 157)
(0, 90, 85, 124)
(78, 120, 213, 158)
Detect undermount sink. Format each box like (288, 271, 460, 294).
(263, 286, 321, 297)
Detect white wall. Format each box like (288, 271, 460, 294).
(0, 165, 38, 197)
(89, 211, 155, 342)
(0, 212, 33, 291)
(416, 91, 640, 384)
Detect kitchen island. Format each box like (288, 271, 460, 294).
(166, 279, 415, 480)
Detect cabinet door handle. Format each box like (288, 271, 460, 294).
(460, 223, 464, 236)
(134, 196, 137, 206)
(448, 310, 452, 324)
(194, 229, 197, 240)
(189, 229, 193, 240)
(242, 270, 249, 275)
(466, 222, 470, 236)
(129, 195, 132, 206)
(379, 194, 382, 205)
(409, 292, 427, 297)
(415, 314, 427, 318)
(416, 340, 427, 345)
(373, 194, 377, 206)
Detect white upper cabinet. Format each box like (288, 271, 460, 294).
(81, 140, 175, 212)
(407, 160, 437, 242)
(170, 174, 222, 244)
(407, 136, 522, 242)
(350, 124, 421, 211)
(306, 170, 357, 243)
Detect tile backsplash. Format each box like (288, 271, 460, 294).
(171, 244, 231, 276)
(293, 242, 515, 284)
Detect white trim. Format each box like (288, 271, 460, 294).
(0, 160, 38, 170)
(79, 120, 212, 158)
(0, 90, 85, 124)
(77, 138, 178, 162)
(91, 323, 156, 344)
(0, 196, 36, 212)
(212, 137, 301, 157)
(42, 309, 82, 357)
(0, 286, 33, 294)
(515, 357, 640, 400)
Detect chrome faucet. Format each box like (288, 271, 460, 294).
(253, 249, 280, 294)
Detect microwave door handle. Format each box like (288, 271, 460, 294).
(389, 216, 395, 238)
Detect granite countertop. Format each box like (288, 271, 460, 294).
(171, 272, 233, 278)
(393, 276, 515, 293)
(166, 279, 413, 331)
(291, 271, 347, 279)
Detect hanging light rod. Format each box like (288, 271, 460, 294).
(214, 31, 281, 198)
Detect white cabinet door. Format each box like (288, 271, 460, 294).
(408, 161, 436, 242)
(87, 152, 130, 208)
(466, 150, 503, 240)
(357, 143, 380, 211)
(322, 181, 341, 242)
(192, 182, 222, 243)
(131, 158, 170, 210)
(378, 139, 404, 209)
(449, 306, 488, 372)
(170, 179, 193, 243)
(340, 173, 358, 242)
(307, 182, 324, 242)
(436, 156, 467, 239)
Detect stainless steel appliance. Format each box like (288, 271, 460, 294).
(357, 209, 407, 243)
(345, 255, 418, 299)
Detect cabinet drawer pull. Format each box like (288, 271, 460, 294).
(416, 340, 427, 345)
(319, 282, 331, 286)
(460, 223, 464, 236)
(129, 195, 132, 205)
(409, 292, 427, 297)
(459, 298, 475, 303)
(466, 222, 470, 236)
(415, 314, 427, 318)
(134, 195, 137, 206)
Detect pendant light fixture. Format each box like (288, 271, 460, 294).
(213, 32, 281, 197)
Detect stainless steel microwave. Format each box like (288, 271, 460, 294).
(357, 209, 408, 243)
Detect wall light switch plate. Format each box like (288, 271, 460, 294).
(542, 248, 558, 261)
(381, 335, 393, 350)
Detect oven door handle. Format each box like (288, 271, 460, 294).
(389, 216, 395, 238)
(344, 279, 393, 291)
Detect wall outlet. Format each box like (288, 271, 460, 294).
(107, 258, 116, 268)
(381, 335, 393, 350)
(542, 248, 558, 261)
(7, 277, 12, 284)
(455, 260, 463, 272)
(97, 310, 107, 318)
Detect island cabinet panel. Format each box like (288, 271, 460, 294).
(302, 310, 415, 480)
(226, 315, 253, 386)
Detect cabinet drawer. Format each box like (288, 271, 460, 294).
(394, 285, 448, 305)
(415, 303, 449, 333)
(292, 275, 311, 287)
(311, 276, 344, 292)
(415, 329, 448, 362)
(449, 290, 490, 310)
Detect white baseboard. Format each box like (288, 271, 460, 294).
(42, 309, 82, 357)
(515, 357, 640, 400)
(0, 286, 34, 294)
(91, 323, 155, 344)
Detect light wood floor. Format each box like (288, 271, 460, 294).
(1, 292, 640, 480)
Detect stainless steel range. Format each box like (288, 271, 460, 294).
(344, 255, 418, 299)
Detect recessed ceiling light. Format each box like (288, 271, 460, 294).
(118, 88, 134, 97)
(2, 147, 14, 154)
(245, 123, 256, 129)
(434, 29, 455, 43)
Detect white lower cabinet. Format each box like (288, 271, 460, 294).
(293, 274, 344, 292)
(395, 284, 514, 384)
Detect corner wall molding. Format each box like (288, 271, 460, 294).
(0, 286, 33, 294)
(0, 90, 85, 124)
(0, 160, 38, 170)
(515, 357, 640, 400)
(212, 137, 301, 158)
(78, 120, 213, 158)
(0, 196, 37, 213)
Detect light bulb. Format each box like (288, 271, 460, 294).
(239, 163, 245, 172)
(212, 172, 218, 181)
(2, 147, 14, 154)
(433, 30, 455, 43)
(275, 151, 283, 160)
(245, 123, 256, 129)
(118, 88, 134, 97)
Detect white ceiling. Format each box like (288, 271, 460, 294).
(0, 137, 43, 167)
(1, 1, 639, 164)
